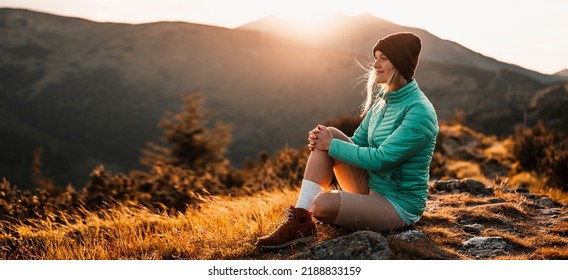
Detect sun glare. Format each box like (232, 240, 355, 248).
(273, 2, 338, 24)
(275, 10, 331, 24)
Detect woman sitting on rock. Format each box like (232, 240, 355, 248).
(257, 32, 439, 249)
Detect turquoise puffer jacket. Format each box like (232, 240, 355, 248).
(328, 80, 438, 216)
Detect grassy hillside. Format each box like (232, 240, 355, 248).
(1, 178, 566, 260)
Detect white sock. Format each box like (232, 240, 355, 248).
(295, 179, 325, 211)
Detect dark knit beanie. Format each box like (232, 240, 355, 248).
(372, 32, 422, 81)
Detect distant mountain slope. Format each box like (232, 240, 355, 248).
(239, 12, 568, 135)
(0, 8, 364, 187)
(239, 12, 566, 85)
(555, 69, 568, 77)
(527, 82, 568, 130)
(1, 8, 566, 188)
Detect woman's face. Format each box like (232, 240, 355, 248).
(373, 50, 395, 84)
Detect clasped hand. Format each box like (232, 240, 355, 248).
(307, 124, 333, 151)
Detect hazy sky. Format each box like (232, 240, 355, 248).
(1, 0, 567, 74)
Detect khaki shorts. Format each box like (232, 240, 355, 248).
(331, 160, 405, 231)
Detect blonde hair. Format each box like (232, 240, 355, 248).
(359, 62, 407, 116)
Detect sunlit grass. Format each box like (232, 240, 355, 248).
(446, 160, 483, 180)
(1, 177, 567, 260)
(530, 185, 568, 205)
(505, 171, 568, 204)
(2, 187, 299, 260)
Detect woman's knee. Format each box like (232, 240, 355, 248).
(311, 192, 340, 223)
(327, 127, 352, 143)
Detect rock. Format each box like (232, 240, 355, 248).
(487, 198, 505, 204)
(295, 231, 391, 260)
(461, 236, 508, 258)
(521, 193, 538, 199)
(497, 217, 515, 227)
(480, 158, 510, 178)
(515, 188, 530, 193)
(535, 197, 556, 208)
(432, 178, 494, 196)
(522, 194, 559, 208)
(392, 230, 424, 242)
(538, 208, 562, 217)
(553, 216, 568, 223)
(463, 224, 484, 234)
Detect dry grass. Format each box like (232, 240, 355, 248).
(532, 247, 568, 259)
(446, 160, 484, 180)
(530, 186, 568, 205)
(387, 236, 465, 260)
(483, 138, 513, 162)
(1, 179, 567, 260)
(505, 172, 568, 204)
(2, 187, 300, 259)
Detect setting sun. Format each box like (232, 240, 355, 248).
(272, 2, 339, 24)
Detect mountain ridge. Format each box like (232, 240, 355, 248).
(239, 12, 566, 85)
(555, 69, 568, 77)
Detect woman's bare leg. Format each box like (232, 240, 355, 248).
(304, 127, 354, 184)
(295, 127, 350, 211)
(303, 148, 335, 187)
(306, 127, 354, 221)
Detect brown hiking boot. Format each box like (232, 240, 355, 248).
(257, 206, 316, 249)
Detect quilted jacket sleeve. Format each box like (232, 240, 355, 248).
(329, 103, 437, 172)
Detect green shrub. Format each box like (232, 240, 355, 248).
(141, 92, 232, 171)
(512, 121, 568, 191)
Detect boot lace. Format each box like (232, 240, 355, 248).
(276, 206, 296, 226)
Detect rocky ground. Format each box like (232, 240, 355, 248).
(246, 124, 568, 260)
(251, 179, 567, 260)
